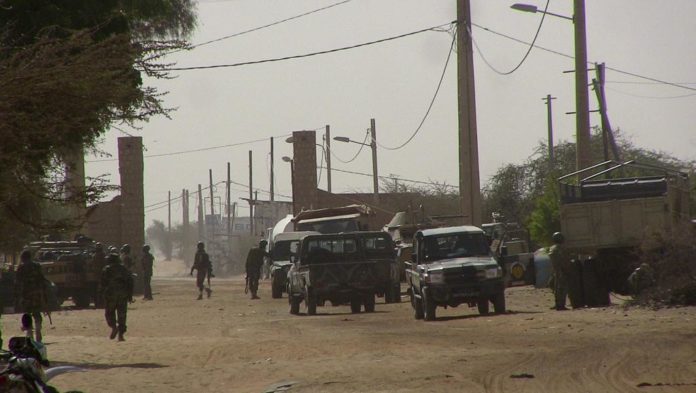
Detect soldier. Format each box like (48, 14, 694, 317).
(101, 253, 134, 341)
(548, 232, 571, 311)
(14, 250, 48, 342)
(190, 242, 213, 300)
(92, 243, 106, 272)
(245, 240, 268, 300)
(141, 245, 154, 300)
(628, 262, 655, 296)
(120, 244, 133, 271)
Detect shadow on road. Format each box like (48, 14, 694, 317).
(54, 361, 168, 370)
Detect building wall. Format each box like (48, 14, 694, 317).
(291, 130, 318, 215)
(118, 137, 144, 274)
(85, 196, 122, 248)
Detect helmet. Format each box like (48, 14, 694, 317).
(197, 241, 205, 250)
(108, 246, 117, 253)
(552, 232, 564, 244)
(20, 250, 32, 262)
(259, 239, 268, 248)
(95, 242, 103, 250)
(143, 245, 151, 252)
(121, 244, 131, 253)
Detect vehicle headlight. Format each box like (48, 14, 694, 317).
(484, 266, 502, 279)
(425, 270, 444, 284)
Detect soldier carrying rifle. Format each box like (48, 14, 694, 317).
(190, 242, 213, 300)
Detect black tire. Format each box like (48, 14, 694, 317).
(423, 288, 436, 321)
(492, 291, 506, 314)
(306, 288, 317, 315)
(73, 291, 91, 309)
(350, 297, 362, 314)
(412, 289, 424, 320)
(363, 294, 376, 313)
(289, 297, 300, 315)
(271, 283, 282, 299)
(477, 298, 490, 315)
(384, 288, 394, 303)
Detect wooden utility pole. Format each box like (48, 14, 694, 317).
(270, 137, 275, 201)
(167, 191, 171, 233)
(574, 0, 592, 171)
(592, 62, 620, 162)
(197, 184, 204, 241)
(183, 188, 189, 260)
(227, 162, 231, 237)
(248, 150, 254, 235)
(208, 169, 215, 217)
(370, 118, 379, 204)
(457, 0, 482, 226)
(325, 125, 332, 193)
(542, 94, 557, 164)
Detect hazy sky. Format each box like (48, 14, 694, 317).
(85, 0, 696, 227)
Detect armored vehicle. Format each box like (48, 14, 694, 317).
(269, 231, 319, 298)
(287, 231, 394, 315)
(26, 238, 101, 308)
(405, 226, 506, 321)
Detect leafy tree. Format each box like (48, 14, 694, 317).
(0, 1, 197, 252)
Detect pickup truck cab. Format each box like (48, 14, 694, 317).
(288, 231, 393, 315)
(405, 226, 506, 321)
(269, 231, 319, 299)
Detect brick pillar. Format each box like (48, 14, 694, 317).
(292, 130, 318, 213)
(64, 143, 87, 236)
(118, 137, 144, 291)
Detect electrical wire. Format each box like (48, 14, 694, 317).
(376, 24, 456, 151)
(330, 130, 369, 163)
(324, 166, 458, 191)
(164, 21, 455, 71)
(472, 0, 550, 75)
(316, 140, 325, 185)
(471, 22, 696, 92)
(605, 86, 696, 100)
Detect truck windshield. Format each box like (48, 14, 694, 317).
(423, 233, 490, 262)
(271, 240, 299, 261)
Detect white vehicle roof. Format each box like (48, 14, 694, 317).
(418, 225, 484, 237)
(272, 231, 320, 242)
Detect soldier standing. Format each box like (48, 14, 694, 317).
(190, 242, 213, 300)
(245, 240, 268, 300)
(141, 245, 154, 300)
(14, 250, 48, 342)
(548, 232, 570, 311)
(101, 253, 134, 341)
(120, 244, 133, 271)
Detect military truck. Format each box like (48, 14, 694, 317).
(559, 161, 691, 294)
(287, 231, 394, 315)
(481, 221, 535, 287)
(26, 238, 101, 308)
(405, 226, 506, 321)
(269, 231, 319, 298)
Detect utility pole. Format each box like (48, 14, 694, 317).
(269, 137, 274, 201)
(542, 94, 557, 164)
(227, 162, 231, 237)
(574, 0, 592, 171)
(167, 190, 171, 233)
(182, 188, 189, 261)
(592, 62, 620, 162)
(248, 150, 254, 235)
(197, 184, 204, 242)
(325, 125, 332, 193)
(370, 118, 379, 204)
(457, 0, 482, 226)
(208, 169, 215, 217)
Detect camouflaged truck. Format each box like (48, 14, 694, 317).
(287, 231, 394, 315)
(405, 226, 506, 321)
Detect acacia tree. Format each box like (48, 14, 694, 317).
(0, 1, 197, 252)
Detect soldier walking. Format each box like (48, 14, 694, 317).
(245, 240, 268, 300)
(190, 242, 213, 300)
(548, 232, 571, 311)
(14, 250, 48, 342)
(141, 245, 154, 300)
(101, 253, 134, 341)
(120, 244, 133, 271)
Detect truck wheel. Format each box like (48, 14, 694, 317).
(384, 288, 393, 303)
(350, 297, 362, 314)
(363, 294, 376, 313)
(289, 297, 300, 315)
(390, 284, 401, 303)
(412, 290, 424, 320)
(306, 288, 317, 315)
(423, 289, 437, 321)
(271, 282, 282, 299)
(73, 291, 91, 309)
(492, 291, 506, 314)
(477, 298, 490, 316)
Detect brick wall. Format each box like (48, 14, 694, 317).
(291, 130, 318, 214)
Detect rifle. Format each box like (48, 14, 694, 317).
(244, 275, 249, 294)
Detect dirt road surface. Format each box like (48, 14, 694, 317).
(2, 260, 695, 392)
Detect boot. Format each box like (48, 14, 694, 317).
(109, 326, 118, 340)
(205, 288, 212, 298)
(118, 332, 125, 342)
(197, 292, 203, 300)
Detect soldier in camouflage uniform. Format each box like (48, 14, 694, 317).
(101, 253, 134, 341)
(245, 240, 268, 300)
(14, 250, 48, 342)
(190, 242, 213, 300)
(120, 244, 134, 271)
(141, 245, 154, 300)
(548, 232, 571, 311)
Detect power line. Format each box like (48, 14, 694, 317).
(471, 0, 550, 76)
(187, 0, 353, 51)
(377, 25, 456, 151)
(471, 22, 696, 92)
(164, 21, 455, 71)
(605, 86, 696, 100)
(326, 166, 458, 191)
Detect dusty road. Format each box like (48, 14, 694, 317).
(2, 260, 695, 392)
